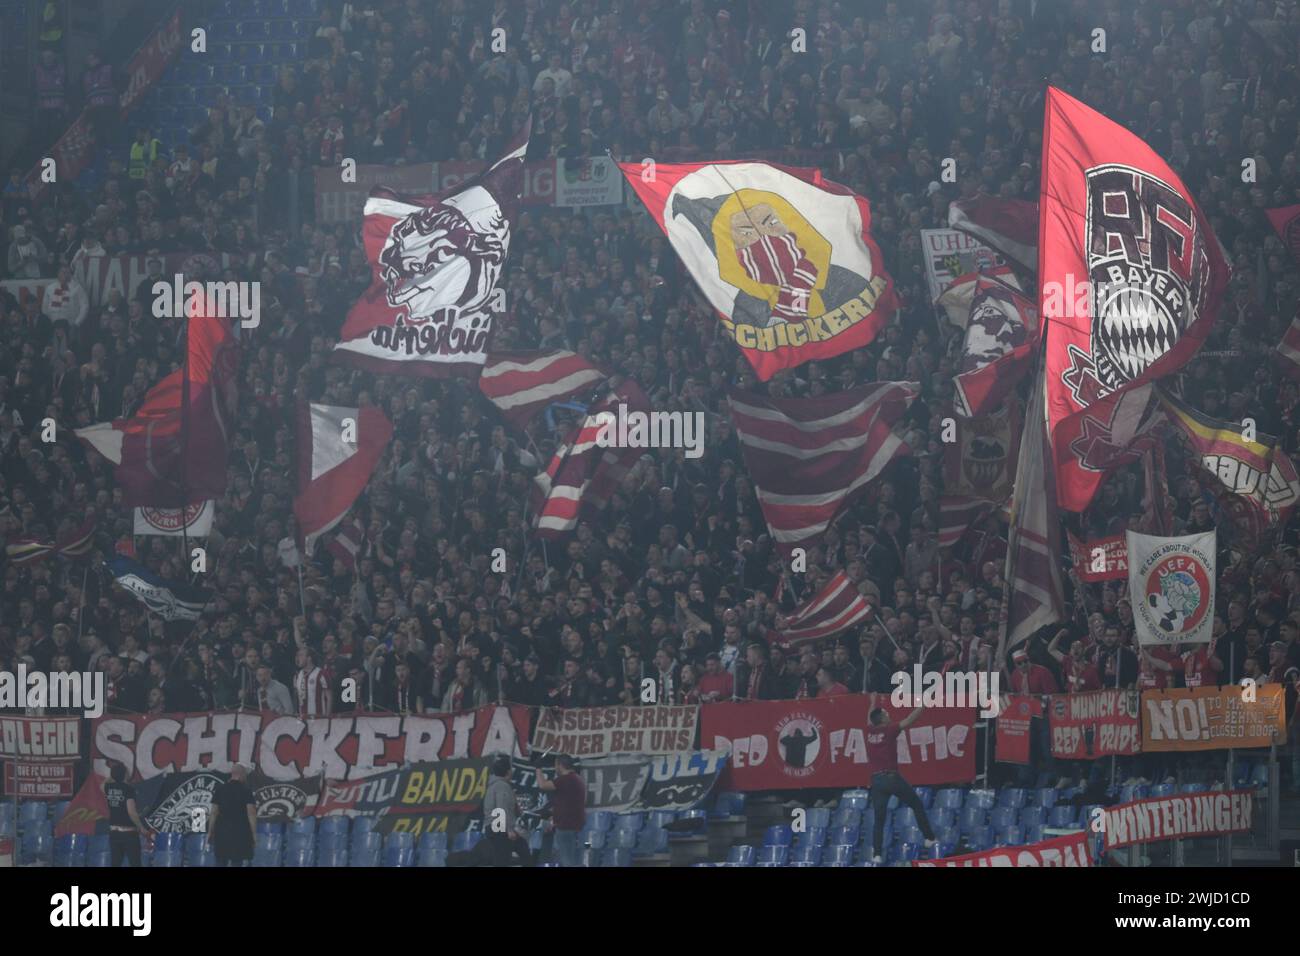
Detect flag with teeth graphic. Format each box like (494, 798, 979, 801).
(1039, 87, 1231, 512)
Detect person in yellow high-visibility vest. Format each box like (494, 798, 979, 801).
(128, 128, 160, 180)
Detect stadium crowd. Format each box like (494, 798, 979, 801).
(2, 0, 1300, 791)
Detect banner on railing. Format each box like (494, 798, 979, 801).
(1100, 790, 1253, 850)
(913, 830, 1092, 867)
(1048, 689, 1141, 759)
(1140, 685, 1286, 752)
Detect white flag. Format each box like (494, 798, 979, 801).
(1126, 530, 1216, 647)
(134, 500, 214, 537)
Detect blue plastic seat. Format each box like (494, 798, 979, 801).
(929, 808, 955, 830)
(1019, 806, 1045, 828)
(727, 845, 755, 866)
(1024, 824, 1045, 844)
(284, 844, 315, 867)
(528, 830, 544, 853)
(913, 787, 934, 808)
(935, 788, 965, 811)
(829, 824, 859, 845)
(288, 816, 316, 837)
(601, 847, 632, 867)
(990, 806, 1018, 829)
(756, 845, 788, 865)
(764, 825, 793, 847)
(797, 826, 827, 848)
(804, 806, 832, 829)
(633, 828, 668, 855)
(966, 789, 996, 811)
(831, 806, 861, 828)
(609, 829, 638, 850)
(581, 828, 607, 849)
(649, 810, 677, 830)
(587, 810, 613, 832)
(349, 831, 381, 866)
(1048, 805, 1076, 827)
(791, 844, 822, 864)
(997, 787, 1027, 809)
(418, 846, 447, 867)
(450, 830, 481, 853)
(1178, 783, 1208, 794)
(21, 824, 54, 865)
(152, 849, 183, 867)
(897, 824, 923, 845)
(418, 831, 448, 852)
(966, 826, 993, 851)
(235, 43, 265, 64)
(253, 833, 283, 867)
(677, 809, 708, 832)
(711, 792, 746, 817)
(959, 806, 988, 832)
(824, 843, 854, 865)
(318, 845, 349, 867)
(1033, 787, 1058, 809)
(837, 792, 869, 812)
(1118, 783, 1149, 803)
(894, 806, 917, 829)
(997, 825, 1024, 846)
(382, 832, 415, 867)
(615, 813, 645, 833)
(889, 841, 921, 864)
(53, 833, 89, 867)
(19, 802, 48, 831)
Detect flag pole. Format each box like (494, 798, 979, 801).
(180, 305, 192, 583)
(296, 560, 307, 619)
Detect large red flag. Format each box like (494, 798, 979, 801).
(1265, 204, 1300, 268)
(75, 308, 238, 507)
(1040, 87, 1230, 512)
(620, 160, 898, 381)
(294, 403, 393, 555)
(333, 123, 529, 379)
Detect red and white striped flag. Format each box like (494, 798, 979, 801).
(775, 571, 872, 647)
(479, 349, 608, 429)
(533, 381, 649, 538)
(938, 496, 995, 550)
(294, 403, 393, 555)
(728, 382, 917, 555)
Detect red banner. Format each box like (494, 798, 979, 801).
(1067, 532, 1129, 582)
(913, 830, 1092, 867)
(994, 694, 1042, 765)
(4, 761, 75, 799)
(90, 706, 530, 782)
(1100, 790, 1252, 850)
(28, 8, 184, 195)
(702, 694, 976, 790)
(1048, 689, 1141, 759)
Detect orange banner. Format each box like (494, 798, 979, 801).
(1140, 685, 1286, 752)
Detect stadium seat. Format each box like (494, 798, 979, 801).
(1048, 806, 1076, 827)
(804, 806, 832, 829)
(831, 806, 861, 828)
(1179, 783, 1208, 794)
(587, 810, 614, 832)
(633, 828, 668, 856)
(1118, 783, 1149, 803)
(579, 847, 601, 867)
(935, 788, 965, 811)
(966, 826, 993, 851)
(1019, 806, 1045, 829)
(824, 843, 854, 865)
(797, 826, 827, 848)
(913, 787, 934, 807)
(528, 830, 544, 853)
(352, 817, 376, 838)
(997, 787, 1027, 809)
(649, 810, 677, 829)
(601, 847, 632, 867)
(764, 824, 793, 846)
(676, 809, 708, 832)
(837, 791, 869, 812)
(20, 823, 53, 864)
(581, 828, 607, 849)
(318, 816, 348, 837)
(319, 844, 349, 867)
(288, 817, 316, 837)
(966, 789, 996, 811)
(350, 831, 382, 866)
(889, 842, 921, 864)
(284, 844, 315, 867)
(711, 792, 745, 817)
(894, 806, 917, 829)
(997, 825, 1024, 846)
(609, 829, 638, 850)
(255, 820, 284, 837)
(898, 825, 923, 845)
(615, 813, 645, 833)
(727, 845, 755, 866)
(791, 844, 822, 864)
(929, 808, 955, 830)
(829, 824, 859, 845)
(1248, 765, 1269, 789)
(450, 831, 481, 853)
(1024, 824, 1045, 844)
(253, 832, 283, 867)
(937, 825, 960, 847)
(990, 806, 1018, 829)
(19, 801, 48, 832)
(756, 845, 788, 865)
(53, 833, 89, 867)
(382, 832, 415, 867)
(87, 848, 113, 868)
(418, 846, 448, 867)
(1033, 787, 1058, 809)
(959, 807, 987, 832)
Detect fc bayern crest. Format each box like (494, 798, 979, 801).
(1127, 530, 1217, 647)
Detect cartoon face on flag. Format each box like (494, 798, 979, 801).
(622, 161, 898, 380)
(376, 185, 508, 322)
(333, 123, 528, 379)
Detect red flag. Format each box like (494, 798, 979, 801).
(479, 349, 608, 430)
(728, 382, 916, 555)
(620, 160, 898, 381)
(774, 570, 872, 647)
(1276, 313, 1300, 381)
(55, 772, 110, 837)
(949, 197, 1039, 273)
(333, 123, 529, 379)
(326, 517, 367, 570)
(938, 496, 996, 550)
(294, 403, 393, 554)
(935, 266, 1021, 328)
(74, 309, 238, 507)
(952, 278, 1038, 417)
(1040, 87, 1230, 512)
(1266, 205, 1300, 268)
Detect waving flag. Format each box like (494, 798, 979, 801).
(952, 278, 1038, 417)
(949, 197, 1039, 273)
(1040, 87, 1230, 512)
(533, 381, 649, 538)
(4, 517, 96, 567)
(621, 160, 898, 380)
(334, 123, 529, 379)
(935, 266, 1021, 328)
(774, 571, 872, 647)
(943, 398, 1021, 505)
(107, 556, 212, 621)
(479, 349, 608, 429)
(1161, 389, 1300, 535)
(728, 382, 917, 554)
(75, 309, 239, 507)
(294, 403, 393, 555)
(999, 367, 1064, 661)
(1266, 205, 1300, 268)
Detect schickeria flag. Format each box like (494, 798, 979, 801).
(333, 122, 529, 379)
(620, 160, 898, 381)
(1126, 531, 1216, 648)
(1039, 87, 1231, 512)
